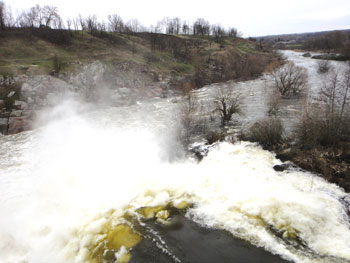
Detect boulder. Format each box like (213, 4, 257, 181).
(7, 91, 15, 98)
(0, 118, 8, 134)
(0, 112, 10, 118)
(273, 164, 289, 172)
(14, 100, 28, 110)
(8, 117, 30, 135)
(10, 110, 22, 117)
(302, 53, 311, 57)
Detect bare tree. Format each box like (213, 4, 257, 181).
(193, 18, 210, 36)
(213, 86, 241, 125)
(317, 59, 331, 74)
(0, 1, 12, 29)
(340, 62, 350, 118)
(85, 15, 98, 34)
(267, 94, 281, 117)
(72, 18, 79, 31)
(272, 62, 307, 97)
(227, 27, 238, 37)
(182, 21, 190, 35)
(22, 6, 39, 27)
(41, 6, 60, 27)
(319, 72, 340, 115)
(108, 14, 124, 32)
(0, 1, 5, 30)
(305, 66, 350, 145)
(66, 19, 72, 31)
(179, 90, 200, 145)
(78, 14, 86, 30)
(126, 19, 142, 33)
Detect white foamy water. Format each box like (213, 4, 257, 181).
(0, 99, 349, 263)
(1, 51, 350, 263)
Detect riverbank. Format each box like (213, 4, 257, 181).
(0, 29, 279, 135)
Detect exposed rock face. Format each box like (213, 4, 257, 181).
(10, 110, 22, 117)
(8, 117, 31, 134)
(20, 76, 78, 108)
(14, 100, 28, 110)
(7, 91, 15, 98)
(0, 118, 8, 134)
(0, 61, 171, 135)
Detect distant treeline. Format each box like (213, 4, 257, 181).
(303, 31, 349, 54)
(259, 30, 350, 59)
(0, 1, 240, 38)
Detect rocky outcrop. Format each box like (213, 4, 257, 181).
(0, 61, 172, 135)
(0, 118, 8, 134)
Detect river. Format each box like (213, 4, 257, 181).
(0, 51, 349, 263)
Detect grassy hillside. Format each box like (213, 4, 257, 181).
(0, 28, 277, 87)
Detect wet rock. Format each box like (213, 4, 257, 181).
(0, 100, 4, 109)
(189, 142, 212, 161)
(8, 117, 30, 134)
(7, 91, 15, 98)
(273, 164, 289, 172)
(19, 66, 29, 71)
(0, 118, 8, 134)
(119, 87, 131, 95)
(131, 215, 290, 263)
(0, 112, 10, 118)
(21, 110, 36, 119)
(27, 97, 35, 105)
(14, 100, 28, 110)
(302, 53, 311, 57)
(10, 110, 22, 117)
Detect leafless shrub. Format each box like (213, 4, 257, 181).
(178, 89, 207, 146)
(52, 54, 63, 74)
(272, 62, 307, 97)
(295, 105, 350, 148)
(267, 94, 281, 117)
(205, 129, 227, 144)
(241, 117, 284, 148)
(213, 85, 241, 125)
(296, 65, 350, 148)
(317, 60, 331, 74)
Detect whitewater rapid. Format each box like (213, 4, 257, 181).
(1, 51, 350, 263)
(0, 99, 349, 263)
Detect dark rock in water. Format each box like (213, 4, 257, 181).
(131, 215, 291, 263)
(273, 164, 289, 172)
(312, 54, 347, 61)
(302, 53, 311, 57)
(189, 142, 212, 161)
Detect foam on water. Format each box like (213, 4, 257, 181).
(0, 101, 349, 263)
(1, 51, 350, 263)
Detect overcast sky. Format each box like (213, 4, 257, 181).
(6, 0, 350, 37)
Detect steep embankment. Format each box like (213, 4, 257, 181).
(0, 29, 278, 134)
